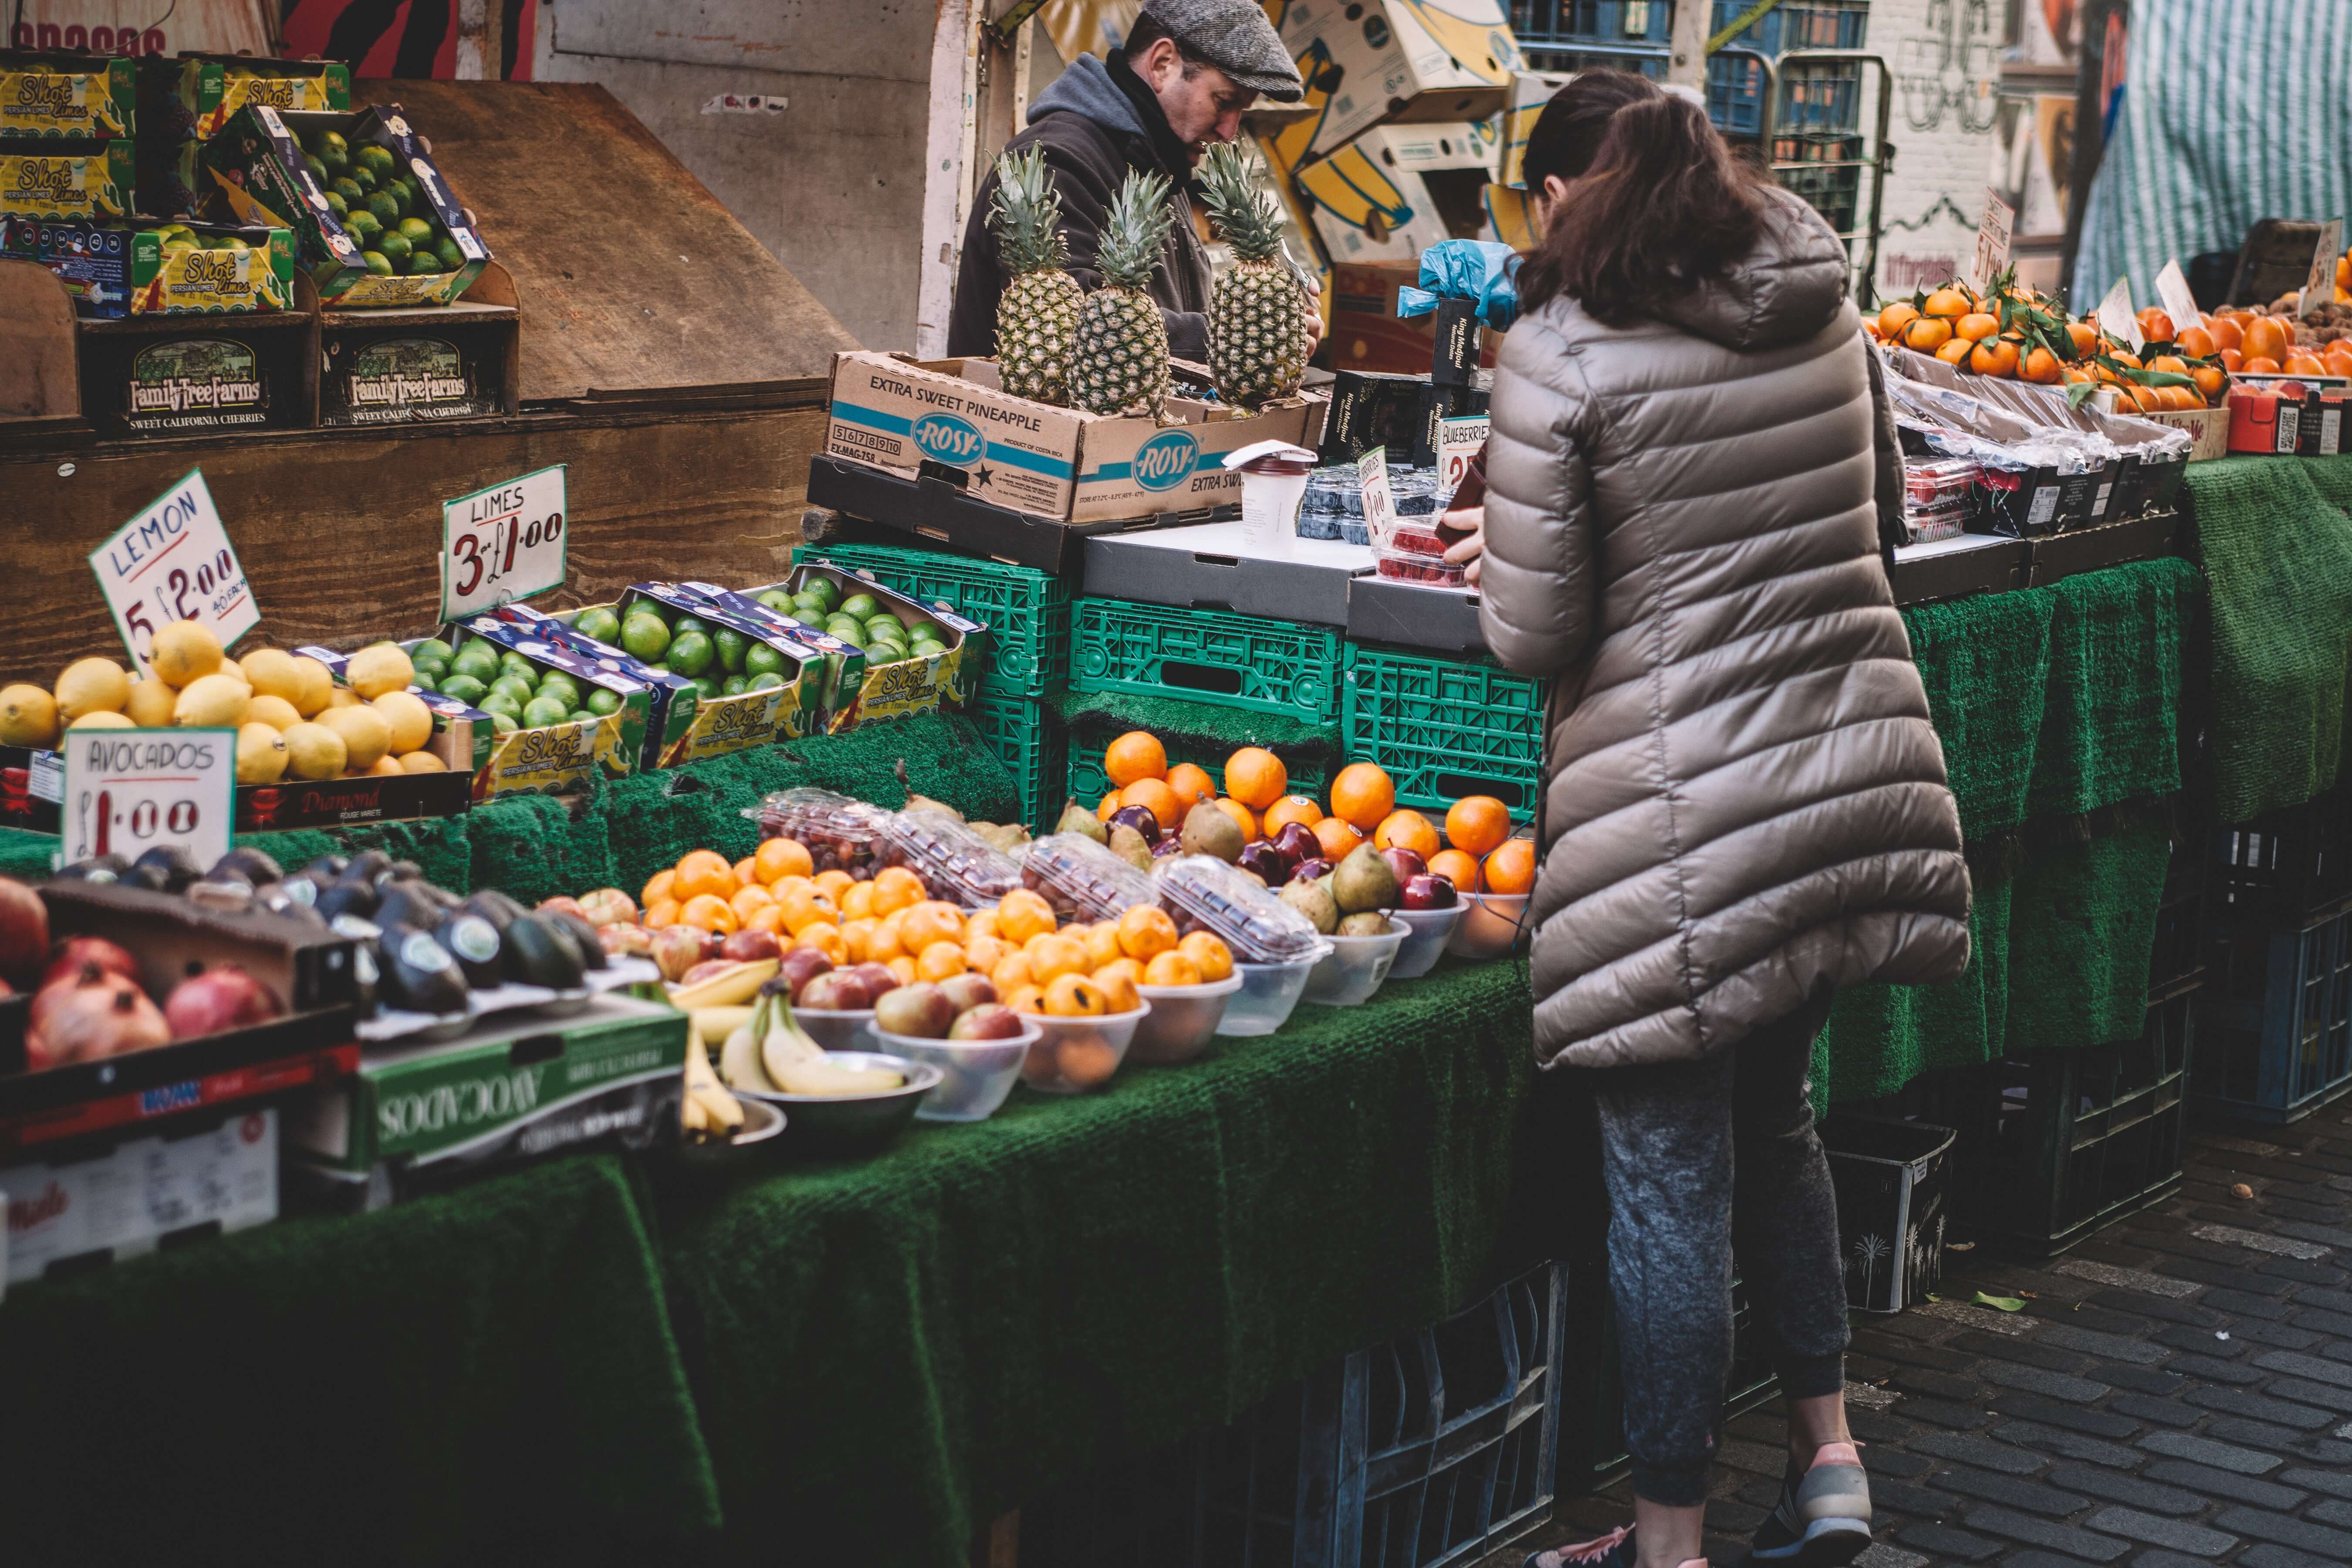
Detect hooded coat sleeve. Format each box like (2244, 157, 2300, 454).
(1477, 314, 1600, 679)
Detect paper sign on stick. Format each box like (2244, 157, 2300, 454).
(1356, 448, 1397, 547)
(2298, 219, 2344, 319)
(87, 470, 258, 677)
(1969, 188, 2014, 293)
(2154, 260, 2203, 339)
(2097, 277, 2143, 353)
(441, 464, 568, 620)
(59, 727, 235, 873)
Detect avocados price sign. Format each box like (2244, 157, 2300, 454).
(441, 464, 567, 620)
(88, 468, 259, 678)
(58, 727, 235, 874)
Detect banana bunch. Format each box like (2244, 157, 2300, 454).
(719, 985, 903, 1098)
(680, 1036, 746, 1140)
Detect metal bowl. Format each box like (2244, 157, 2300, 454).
(744, 1051, 943, 1159)
(670, 1094, 787, 1171)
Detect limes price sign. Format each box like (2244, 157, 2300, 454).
(59, 727, 235, 874)
(441, 464, 567, 620)
(88, 469, 259, 679)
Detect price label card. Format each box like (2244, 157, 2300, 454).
(1437, 416, 1490, 504)
(59, 727, 234, 873)
(441, 464, 567, 620)
(2155, 259, 2203, 339)
(2298, 218, 2344, 318)
(1356, 447, 1397, 545)
(1969, 188, 2015, 293)
(2097, 276, 2143, 353)
(87, 470, 257, 678)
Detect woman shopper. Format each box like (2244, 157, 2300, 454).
(1482, 83, 1974, 1568)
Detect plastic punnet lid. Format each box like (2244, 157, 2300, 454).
(874, 810, 1024, 907)
(1151, 852, 1327, 964)
(1021, 833, 1158, 923)
(747, 787, 887, 874)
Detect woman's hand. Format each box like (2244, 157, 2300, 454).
(1441, 505, 1485, 585)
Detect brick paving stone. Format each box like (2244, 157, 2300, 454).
(2085, 1290, 2224, 1327)
(2188, 1223, 2333, 1260)
(1928, 1467, 2088, 1516)
(2186, 1385, 2339, 1428)
(1889, 1366, 1984, 1402)
(1864, 1446, 1932, 1479)
(2137, 1459, 2307, 1508)
(2200, 1285, 2298, 1316)
(1852, 1547, 1928, 1568)
(2149, 1323, 2244, 1355)
(2103, 1395, 2200, 1427)
(1898, 1396, 1994, 1430)
(1911, 1432, 2048, 1476)
(1960, 1504, 2130, 1560)
(2052, 1260, 2205, 1299)
(2235, 1547, 2342, 1568)
(2032, 1326, 2173, 1365)
(1997, 1554, 2108, 1568)
(2157, 1350, 2263, 1382)
(2308, 1498, 2352, 1528)
(2040, 1465, 2205, 1515)
(1982, 1363, 2113, 1402)
(2134, 1430, 2284, 1473)
(1846, 1408, 1918, 1445)
(1852, 1331, 1974, 1371)
(1949, 1331, 2101, 1374)
(2297, 1285, 2352, 1312)
(1988, 1395, 2140, 1437)
(2212, 1504, 2352, 1558)
(2085, 1365, 2186, 1397)
(2079, 1506, 2238, 1556)
(2201, 1416, 2341, 1455)
(2158, 1258, 2295, 1293)
(2126, 1552, 2220, 1568)
(2259, 1256, 2349, 1287)
(2277, 1466, 2352, 1500)
(1995, 1422, 2146, 1469)
(2226, 1319, 2328, 1350)
(1919, 1300, 2040, 1336)
(1714, 1438, 1787, 1477)
(2040, 1302, 2156, 1338)
(2264, 1376, 2352, 1413)
(1895, 1521, 2002, 1560)
(2293, 1306, 2352, 1336)
(2273, 1220, 2352, 1249)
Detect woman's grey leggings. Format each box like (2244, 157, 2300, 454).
(1591, 992, 1849, 1506)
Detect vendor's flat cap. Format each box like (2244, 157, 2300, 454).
(1139, 0, 1305, 101)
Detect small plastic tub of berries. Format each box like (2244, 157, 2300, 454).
(745, 787, 888, 877)
(1373, 542, 1471, 586)
(1022, 832, 1158, 923)
(872, 810, 1024, 908)
(1152, 853, 1328, 966)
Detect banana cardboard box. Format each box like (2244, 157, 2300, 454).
(0, 50, 133, 140)
(721, 569, 986, 728)
(1295, 119, 1497, 266)
(825, 351, 1326, 527)
(599, 583, 843, 762)
(1494, 68, 1570, 189)
(282, 994, 685, 1208)
(418, 621, 650, 800)
(0, 138, 130, 218)
(1269, 0, 1519, 160)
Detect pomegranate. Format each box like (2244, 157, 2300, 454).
(0, 877, 48, 987)
(29, 968, 169, 1068)
(163, 965, 283, 1041)
(43, 935, 139, 991)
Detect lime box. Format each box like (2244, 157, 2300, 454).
(723, 568, 987, 730)
(491, 602, 699, 773)
(434, 618, 653, 799)
(0, 50, 133, 140)
(3, 216, 291, 318)
(600, 583, 842, 762)
(0, 137, 130, 218)
(172, 55, 350, 141)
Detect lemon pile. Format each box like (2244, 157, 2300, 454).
(0, 623, 448, 785)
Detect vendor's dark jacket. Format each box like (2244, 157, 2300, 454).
(948, 52, 1212, 363)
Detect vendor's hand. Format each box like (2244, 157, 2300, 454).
(1441, 505, 1484, 585)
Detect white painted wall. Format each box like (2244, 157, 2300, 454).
(1865, 0, 2003, 300)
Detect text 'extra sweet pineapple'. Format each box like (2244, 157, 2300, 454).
(1071, 169, 1175, 420)
(988, 146, 1083, 406)
(1198, 142, 1309, 409)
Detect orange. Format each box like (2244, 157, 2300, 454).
(1116, 904, 1181, 961)
(2243, 356, 2281, 375)
(2109, 350, 2142, 371)
(1877, 302, 1920, 338)
(1043, 973, 1110, 1017)
(916, 939, 968, 981)
(1029, 933, 1090, 985)
(755, 836, 814, 884)
(1103, 730, 1168, 788)
(1092, 965, 1141, 1014)
(1095, 788, 1122, 822)
(1935, 338, 1973, 366)
(1005, 982, 1047, 1015)
(2326, 349, 2352, 379)
(2192, 365, 2228, 400)
(2176, 324, 2217, 359)
(2019, 346, 2063, 384)
(992, 951, 1038, 993)
(1178, 931, 1233, 981)
(996, 888, 1058, 945)
(1861, 317, 1883, 342)
(1263, 794, 1325, 834)
(1164, 763, 1217, 808)
(1214, 797, 1260, 841)
(2285, 352, 2328, 377)
(1953, 311, 1999, 342)
(1428, 848, 1484, 893)
(747, 903, 786, 936)
(1483, 838, 1536, 896)
(2244, 316, 2289, 365)
(673, 850, 735, 904)
(966, 907, 1000, 942)
(1223, 747, 1288, 810)
(795, 923, 848, 966)
(1122, 777, 1183, 832)
(1311, 815, 1366, 860)
(839, 916, 879, 963)
(2220, 348, 2244, 373)
(2147, 354, 2189, 378)
(1922, 286, 1971, 318)
(1022, 929, 1058, 955)
(899, 900, 966, 952)
(730, 884, 776, 923)
(965, 932, 1013, 974)
(778, 883, 841, 936)
(838, 880, 878, 922)
(641, 868, 676, 910)
(2205, 315, 2243, 353)
(2062, 367, 2095, 386)
(1329, 763, 1396, 831)
(885, 955, 918, 987)
(1967, 337, 2021, 378)
(869, 865, 925, 916)
(1443, 795, 1512, 856)
(1143, 951, 1202, 987)
(644, 899, 680, 930)
(812, 868, 855, 901)
(2136, 308, 2175, 344)
(1080, 921, 1123, 969)
(678, 893, 739, 934)
(1373, 809, 1441, 858)
(1095, 954, 1146, 988)
(2341, 254, 2352, 288)
(1899, 315, 1953, 352)
(733, 855, 760, 890)
(2064, 320, 2098, 358)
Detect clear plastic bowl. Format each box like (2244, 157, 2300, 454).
(1302, 918, 1407, 1006)
(796, 1006, 875, 1053)
(1128, 974, 1244, 1064)
(1387, 904, 1466, 979)
(1446, 893, 1531, 961)
(1019, 1004, 1150, 1093)
(878, 1021, 1040, 1122)
(1216, 946, 1331, 1036)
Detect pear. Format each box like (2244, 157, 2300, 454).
(1179, 800, 1244, 863)
(1108, 822, 1153, 871)
(1332, 842, 1400, 915)
(1055, 798, 1108, 845)
(1279, 877, 1339, 935)
(1338, 911, 1391, 937)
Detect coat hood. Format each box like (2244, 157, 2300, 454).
(1028, 53, 1149, 143)
(1653, 186, 1851, 351)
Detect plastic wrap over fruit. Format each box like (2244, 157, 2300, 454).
(748, 787, 887, 876)
(874, 810, 1023, 907)
(1021, 833, 1158, 923)
(1151, 853, 1327, 964)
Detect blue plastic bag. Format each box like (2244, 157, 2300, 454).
(1396, 240, 1519, 330)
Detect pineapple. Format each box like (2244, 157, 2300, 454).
(1071, 169, 1176, 419)
(987, 147, 1084, 406)
(1198, 142, 1310, 409)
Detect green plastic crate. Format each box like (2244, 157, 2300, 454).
(974, 690, 1069, 834)
(1343, 645, 1547, 815)
(1065, 725, 1331, 811)
(1071, 599, 1342, 724)
(792, 543, 1071, 697)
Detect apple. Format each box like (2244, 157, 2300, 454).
(1402, 873, 1458, 910)
(162, 965, 281, 1039)
(775, 945, 834, 996)
(42, 935, 138, 991)
(650, 923, 713, 983)
(874, 981, 956, 1039)
(1380, 847, 1427, 885)
(848, 961, 899, 998)
(537, 895, 590, 924)
(936, 973, 997, 1014)
(1110, 804, 1162, 846)
(679, 958, 740, 987)
(721, 928, 782, 963)
(1271, 822, 1321, 864)
(1289, 857, 1332, 885)
(797, 970, 873, 1011)
(576, 888, 638, 928)
(949, 1003, 1026, 1040)
(1236, 840, 1292, 885)
(597, 923, 653, 957)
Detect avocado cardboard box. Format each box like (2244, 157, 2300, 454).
(424, 619, 652, 800)
(0, 49, 134, 140)
(3, 215, 293, 318)
(197, 101, 490, 308)
(0, 137, 131, 218)
(728, 568, 986, 728)
(282, 991, 685, 1210)
(825, 351, 1325, 527)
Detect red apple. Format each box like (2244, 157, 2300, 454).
(1271, 822, 1321, 864)
(576, 888, 639, 928)
(43, 935, 139, 991)
(1401, 873, 1458, 910)
(948, 1002, 1026, 1040)
(1380, 847, 1427, 885)
(1289, 857, 1333, 885)
(1236, 840, 1292, 885)
(848, 961, 899, 998)
(651, 924, 713, 983)
(162, 965, 282, 1040)
(873, 982, 955, 1039)
(597, 923, 653, 957)
(775, 944, 833, 997)
(797, 970, 873, 1011)
(720, 928, 782, 963)
(936, 973, 997, 1014)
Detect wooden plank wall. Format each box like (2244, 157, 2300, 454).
(0, 389, 828, 682)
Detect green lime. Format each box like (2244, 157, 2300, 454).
(742, 642, 786, 679)
(344, 209, 382, 245)
(314, 130, 348, 160)
(825, 618, 864, 644)
(347, 165, 377, 195)
(671, 614, 710, 643)
(631, 599, 677, 628)
(521, 695, 571, 730)
(356, 144, 395, 177)
(691, 676, 722, 701)
(801, 578, 841, 609)
(666, 631, 714, 677)
(450, 648, 497, 684)
(304, 154, 329, 183)
(413, 638, 455, 663)
(397, 216, 434, 246)
(331, 176, 365, 206)
(362, 250, 395, 277)
(745, 672, 785, 693)
(757, 590, 794, 614)
(377, 231, 412, 264)
(838, 593, 879, 621)
(536, 674, 581, 707)
(720, 675, 747, 697)
(411, 658, 449, 685)
(497, 650, 535, 677)
(439, 673, 488, 705)
(488, 675, 537, 706)
(410, 669, 439, 693)
(790, 598, 828, 622)
(711, 628, 748, 673)
(478, 692, 523, 720)
(864, 644, 903, 664)
(487, 711, 518, 736)
(584, 688, 622, 716)
(864, 613, 904, 638)
(568, 710, 598, 726)
(406, 250, 442, 276)
(367, 191, 400, 228)
(460, 637, 500, 661)
(621, 614, 671, 661)
(572, 607, 621, 645)
(322, 190, 348, 220)
(643, 664, 669, 676)
(436, 237, 465, 271)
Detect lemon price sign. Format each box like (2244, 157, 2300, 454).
(441, 464, 567, 620)
(87, 469, 258, 679)
(59, 727, 235, 874)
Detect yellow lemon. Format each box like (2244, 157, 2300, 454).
(0, 684, 59, 747)
(317, 704, 391, 770)
(328, 687, 361, 709)
(245, 693, 301, 731)
(280, 721, 347, 781)
(347, 642, 415, 700)
(398, 751, 449, 773)
(234, 722, 289, 784)
(240, 649, 306, 705)
(288, 655, 335, 718)
(371, 690, 433, 754)
(54, 657, 130, 721)
(67, 710, 135, 730)
(124, 678, 178, 727)
(367, 755, 405, 777)
(172, 672, 250, 728)
(149, 620, 223, 688)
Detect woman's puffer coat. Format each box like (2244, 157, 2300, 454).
(1480, 189, 1972, 1070)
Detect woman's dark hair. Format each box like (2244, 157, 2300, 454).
(1517, 91, 1770, 324)
(1520, 69, 1663, 190)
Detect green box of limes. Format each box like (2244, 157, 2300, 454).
(418, 620, 652, 799)
(0, 138, 132, 219)
(727, 570, 987, 730)
(196, 101, 490, 308)
(591, 585, 842, 763)
(173, 55, 349, 141)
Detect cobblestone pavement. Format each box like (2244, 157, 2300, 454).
(1489, 1100, 2352, 1568)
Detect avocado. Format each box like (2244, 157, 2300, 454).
(315, 875, 382, 923)
(463, 889, 529, 933)
(502, 913, 585, 990)
(435, 910, 506, 989)
(209, 848, 285, 887)
(376, 923, 470, 1016)
(343, 849, 394, 886)
(541, 909, 608, 972)
(129, 845, 204, 894)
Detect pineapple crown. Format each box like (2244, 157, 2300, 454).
(1096, 169, 1175, 294)
(989, 146, 1070, 277)
(1197, 142, 1285, 265)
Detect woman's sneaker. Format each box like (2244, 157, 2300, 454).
(1748, 1444, 1872, 1565)
(1524, 1524, 1706, 1568)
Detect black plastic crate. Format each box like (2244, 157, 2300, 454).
(2151, 828, 2208, 1003)
(2193, 908, 2352, 1123)
(1021, 1263, 1568, 1568)
(2211, 781, 2352, 925)
(1914, 998, 2193, 1256)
